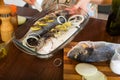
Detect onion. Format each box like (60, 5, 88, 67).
(75, 63, 107, 80)
(83, 71, 107, 80)
(75, 63, 98, 76)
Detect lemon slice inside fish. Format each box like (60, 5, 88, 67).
(36, 22, 47, 26)
(47, 20, 54, 23)
(75, 63, 98, 76)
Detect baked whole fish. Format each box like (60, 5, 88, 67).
(67, 41, 120, 62)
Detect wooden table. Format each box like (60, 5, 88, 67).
(0, 7, 120, 80)
(64, 18, 120, 80)
(0, 7, 63, 80)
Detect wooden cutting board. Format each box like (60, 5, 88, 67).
(64, 42, 120, 80)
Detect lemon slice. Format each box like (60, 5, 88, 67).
(31, 27, 41, 31)
(37, 22, 47, 26)
(47, 20, 54, 23)
(63, 22, 72, 27)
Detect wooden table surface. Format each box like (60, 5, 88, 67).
(64, 18, 120, 80)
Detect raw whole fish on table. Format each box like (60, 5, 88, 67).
(67, 41, 120, 62)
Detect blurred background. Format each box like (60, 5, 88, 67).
(4, 0, 111, 20)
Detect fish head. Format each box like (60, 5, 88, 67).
(67, 44, 94, 62)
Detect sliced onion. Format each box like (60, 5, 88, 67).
(83, 71, 107, 80)
(75, 63, 98, 76)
